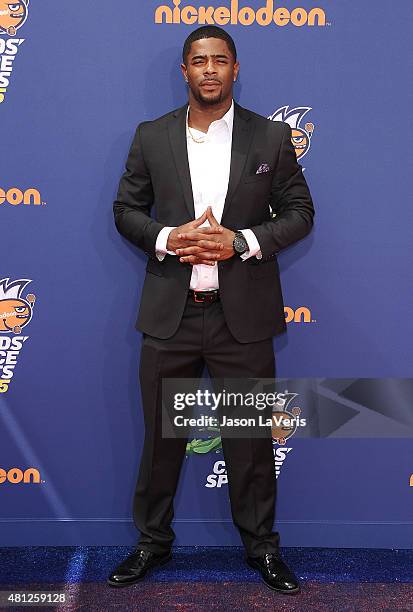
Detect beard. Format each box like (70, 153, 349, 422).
(191, 84, 223, 106)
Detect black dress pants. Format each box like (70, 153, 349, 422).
(133, 295, 280, 557)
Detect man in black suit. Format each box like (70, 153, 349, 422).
(108, 25, 314, 593)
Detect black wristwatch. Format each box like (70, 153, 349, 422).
(232, 231, 248, 256)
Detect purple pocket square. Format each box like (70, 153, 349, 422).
(256, 163, 270, 174)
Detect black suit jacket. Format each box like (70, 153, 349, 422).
(113, 102, 314, 343)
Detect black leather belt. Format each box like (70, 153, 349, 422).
(188, 289, 220, 304)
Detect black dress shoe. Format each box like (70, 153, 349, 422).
(247, 552, 300, 594)
(107, 548, 172, 587)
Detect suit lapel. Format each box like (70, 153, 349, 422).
(167, 102, 254, 221)
(168, 104, 195, 218)
(221, 103, 254, 222)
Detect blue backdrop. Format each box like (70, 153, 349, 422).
(1, 0, 412, 548)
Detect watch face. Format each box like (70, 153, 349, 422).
(234, 233, 247, 254)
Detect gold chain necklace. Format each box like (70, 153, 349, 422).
(187, 124, 207, 144)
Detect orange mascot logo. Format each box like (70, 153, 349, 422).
(0, 0, 29, 36)
(0, 277, 35, 334)
(268, 106, 315, 161)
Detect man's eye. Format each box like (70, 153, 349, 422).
(14, 306, 26, 313)
(292, 137, 304, 144)
(9, 4, 21, 10)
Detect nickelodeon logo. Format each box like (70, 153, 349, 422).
(0, 187, 43, 206)
(0, 467, 42, 484)
(155, 0, 327, 27)
(284, 306, 315, 323)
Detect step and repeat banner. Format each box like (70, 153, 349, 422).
(1, 1, 412, 547)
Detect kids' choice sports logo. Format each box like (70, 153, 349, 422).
(203, 391, 306, 487)
(0, 277, 36, 394)
(0, 0, 29, 103)
(204, 447, 293, 486)
(268, 106, 315, 161)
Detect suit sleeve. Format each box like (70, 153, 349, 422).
(249, 122, 315, 259)
(113, 123, 165, 258)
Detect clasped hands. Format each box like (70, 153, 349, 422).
(166, 206, 235, 266)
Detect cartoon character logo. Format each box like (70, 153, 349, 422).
(0, 0, 29, 36)
(272, 392, 302, 445)
(0, 278, 35, 333)
(186, 434, 222, 455)
(268, 106, 315, 161)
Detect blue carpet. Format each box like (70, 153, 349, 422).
(0, 546, 412, 584)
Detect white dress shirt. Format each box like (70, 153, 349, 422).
(155, 100, 262, 290)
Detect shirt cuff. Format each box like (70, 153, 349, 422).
(239, 229, 262, 261)
(155, 226, 177, 261)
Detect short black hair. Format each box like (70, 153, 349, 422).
(182, 26, 237, 64)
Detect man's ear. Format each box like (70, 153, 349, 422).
(233, 61, 240, 82)
(181, 63, 188, 82)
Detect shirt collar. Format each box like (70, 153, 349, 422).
(220, 100, 234, 132)
(186, 100, 234, 135)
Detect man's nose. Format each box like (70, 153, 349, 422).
(204, 60, 217, 75)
